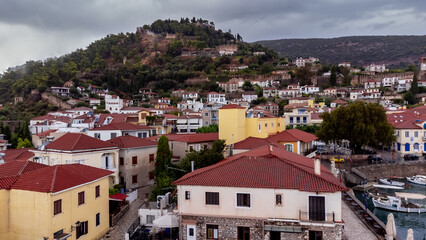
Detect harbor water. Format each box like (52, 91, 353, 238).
(355, 182, 426, 240)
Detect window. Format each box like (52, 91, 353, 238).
(275, 194, 282, 206)
(238, 226, 250, 240)
(94, 133, 100, 139)
(265, 123, 267, 127)
(205, 192, 219, 205)
(205, 112, 209, 116)
(78, 191, 85, 205)
(149, 154, 155, 163)
(258, 124, 261, 132)
(132, 156, 137, 165)
(397, 131, 400, 137)
(146, 215, 155, 224)
(207, 225, 218, 239)
(149, 171, 155, 180)
(76, 221, 88, 239)
(189, 146, 194, 152)
(110, 133, 117, 139)
(96, 213, 100, 226)
(95, 185, 100, 198)
(119, 157, 124, 166)
(185, 191, 190, 200)
(309, 196, 325, 221)
(74, 159, 84, 164)
(284, 144, 293, 152)
(237, 193, 251, 207)
(405, 131, 409, 137)
(414, 131, 418, 138)
(189, 228, 194, 236)
(290, 117, 294, 123)
(309, 231, 323, 240)
(54, 199, 62, 215)
(132, 175, 137, 184)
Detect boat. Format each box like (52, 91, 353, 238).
(379, 178, 405, 187)
(372, 195, 426, 213)
(372, 184, 404, 190)
(406, 175, 426, 186)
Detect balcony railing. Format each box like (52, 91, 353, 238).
(299, 210, 335, 223)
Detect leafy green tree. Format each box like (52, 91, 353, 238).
(242, 81, 254, 91)
(196, 124, 218, 133)
(178, 140, 225, 174)
(411, 72, 419, 94)
(317, 101, 395, 152)
(154, 136, 172, 178)
(17, 138, 33, 148)
(403, 91, 416, 105)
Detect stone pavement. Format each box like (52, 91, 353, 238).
(102, 197, 145, 240)
(342, 201, 378, 240)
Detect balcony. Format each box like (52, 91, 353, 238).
(299, 210, 335, 224)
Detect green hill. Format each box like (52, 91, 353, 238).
(0, 18, 278, 120)
(257, 35, 426, 68)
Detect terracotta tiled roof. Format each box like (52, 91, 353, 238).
(174, 145, 347, 193)
(69, 107, 93, 111)
(331, 99, 347, 104)
(0, 139, 7, 143)
(219, 104, 245, 110)
(108, 135, 157, 149)
(96, 113, 128, 124)
(9, 164, 113, 193)
(0, 148, 35, 162)
(45, 133, 117, 151)
(268, 129, 318, 143)
(233, 137, 272, 149)
(92, 122, 152, 131)
(31, 114, 71, 123)
(0, 161, 47, 178)
(36, 129, 58, 137)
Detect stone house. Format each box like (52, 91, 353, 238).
(174, 145, 346, 240)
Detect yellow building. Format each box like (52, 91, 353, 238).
(219, 104, 285, 145)
(0, 161, 112, 240)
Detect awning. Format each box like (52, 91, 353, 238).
(153, 213, 179, 228)
(109, 193, 128, 201)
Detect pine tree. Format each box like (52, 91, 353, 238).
(411, 71, 419, 94)
(154, 136, 172, 178)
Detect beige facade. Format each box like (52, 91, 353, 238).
(31, 149, 120, 186)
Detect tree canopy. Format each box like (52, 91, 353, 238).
(316, 101, 395, 151)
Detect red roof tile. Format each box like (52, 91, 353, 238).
(10, 164, 113, 193)
(0, 148, 35, 162)
(233, 137, 272, 149)
(45, 133, 117, 151)
(268, 129, 318, 143)
(219, 104, 245, 110)
(174, 145, 347, 193)
(31, 114, 70, 123)
(108, 135, 157, 149)
(0, 161, 48, 178)
(36, 129, 58, 137)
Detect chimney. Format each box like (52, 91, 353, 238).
(314, 158, 321, 176)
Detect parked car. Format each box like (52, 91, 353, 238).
(404, 154, 419, 161)
(329, 156, 345, 163)
(368, 155, 383, 164)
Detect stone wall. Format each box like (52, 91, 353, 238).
(354, 161, 426, 181)
(180, 215, 344, 240)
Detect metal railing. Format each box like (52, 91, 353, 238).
(299, 210, 335, 223)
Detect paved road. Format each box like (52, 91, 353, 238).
(342, 201, 378, 240)
(101, 197, 145, 239)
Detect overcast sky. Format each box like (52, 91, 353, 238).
(1, 0, 425, 72)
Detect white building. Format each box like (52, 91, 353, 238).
(365, 64, 387, 72)
(105, 94, 124, 113)
(300, 85, 320, 94)
(174, 145, 347, 240)
(382, 77, 399, 88)
(176, 115, 203, 133)
(177, 100, 204, 112)
(207, 92, 226, 104)
(87, 122, 153, 141)
(242, 93, 258, 102)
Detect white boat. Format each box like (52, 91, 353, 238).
(372, 196, 426, 213)
(406, 175, 426, 186)
(372, 184, 404, 190)
(379, 178, 405, 187)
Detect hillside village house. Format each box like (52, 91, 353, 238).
(108, 135, 157, 191)
(174, 145, 347, 240)
(207, 92, 226, 104)
(0, 162, 112, 240)
(87, 122, 154, 141)
(176, 115, 203, 133)
(31, 133, 120, 186)
(242, 92, 258, 102)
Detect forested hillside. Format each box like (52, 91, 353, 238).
(0, 18, 278, 120)
(257, 35, 426, 68)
